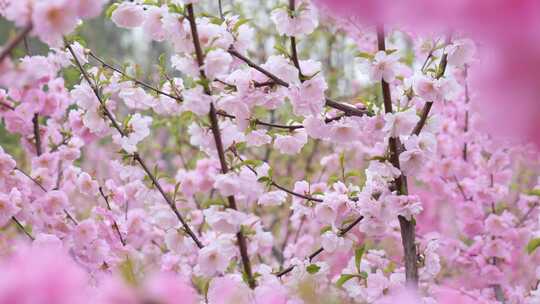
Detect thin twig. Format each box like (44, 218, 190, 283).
(65, 41, 203, 249)
(88, 51, 182, 101)
(227, 48, 369, 117)
(11, 216, 34, 240)
(288, 0, 302, 75)
(231, 149, 322, 202)
(0, 23, 33, 64)
(99, 187, 126, 246)
(412, 34, 452, 136)
(276, 215, 363, 277)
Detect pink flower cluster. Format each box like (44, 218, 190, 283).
(0, 0, 539, 303)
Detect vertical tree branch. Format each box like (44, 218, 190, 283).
(463, 65, 470, 161)
(32, 114, 42, 156)
(377, 25, 418, 286)
(288, 0, 302, 75)
(218, 0, 224, 19)
(186, 4, 256, 289)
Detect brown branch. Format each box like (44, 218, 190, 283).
(11, 216, 34, 240)
(99, 186, 126, 246)
(0, 23, 33, 64)
(88, 51, 182, 102)
(276, 215, 363, 277)
(186, 4, 255, 288)
(32, 114, 42, 156)
(227, 48, 369, 117)
(230, 149, 322, 202)
(15, 166, 78, 225)
(0, 101, 15, 111)
(271, 181, 322, 202)
(15, 167, 47, 192)
(463, 65, 470, 161)
(90, 50, 326, 132)
(377, 25, 418, 286)
(288, 0, 302, 75)
(65, 41, 203, 249)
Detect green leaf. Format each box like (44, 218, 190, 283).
(240, 225, 256, 236)
(527, 238, 540, 254)
(320, 226, 332, 235)
(328, 174, 340, 185)
(274, 43, 289, 57)
(119, 257, 137, 285)
(105, 3, 119, 19)
(241, 159, 263, 168)
(233, 18, 251, 32)
(143, 0, 159, 5)
(354, 245, 365, 273)
(306, 264, 320, 274)
(168, 4, 184, 14)
(527, 189, 540, 196)
(257, 176, 272, 183)
(355, 51, 374, 60)
(158, 53, 167, 69)
(192, 276, 211, 297)
(336, 274, 356, 288)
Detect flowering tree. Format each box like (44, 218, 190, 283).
(0, 0, 540, 303)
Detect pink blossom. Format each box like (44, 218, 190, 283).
(207, 275, 251, 304)
(38, 190, 69, 216)
(0, 191, 19, 226)
(246, 129, 272, 147)
(112, 113, 152, 153)
(143, 273, 199, 304)
(399, 148, 424, 176)
(304, 116, 330, 139)
(142, 6, 168, 41)
(204, 49, 233, 80)
(111, 2, 145, 29)
(182, 86, 213, 116)
(258, 190, 287, 206)
(0, 245, 88, 304)
(75, 0, 105, 19)
(274, 130, 308, 154)
(447, 39, 476, 66)
(383, 108, 419, 138)
(118, 87, 157, 110)
(289, 75, 327, 117)
(315, 202, 337, 224)
(271, 0, 319, 36)
(197, 242, 235, 276)
(387, 195, 423, 221)
(328, 118, 359, 143)
(0, 148, 16, 176)
(73, 219, 98, 245)
(77, 172, 99, 196)
(371, 51, 400, 83)
(31, 0, 79, 46)
(261, 55, 299, 85)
